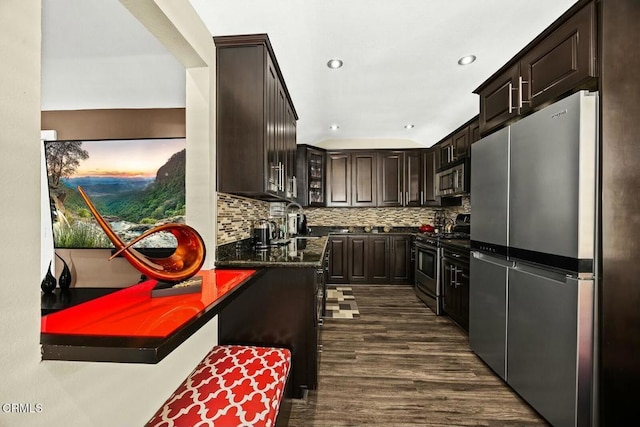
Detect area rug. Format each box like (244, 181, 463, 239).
(325, 286, 360, 319)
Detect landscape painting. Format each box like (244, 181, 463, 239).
(44, 138, 186, 249)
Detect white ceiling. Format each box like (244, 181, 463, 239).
(42, 0, 578, 147)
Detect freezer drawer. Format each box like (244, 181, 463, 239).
(507, 264, 593, 427)
(469, 252, 511, 380)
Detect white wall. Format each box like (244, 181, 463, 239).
(0, 1, 219, 425)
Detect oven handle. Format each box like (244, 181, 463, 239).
(415, 242, 438, 253)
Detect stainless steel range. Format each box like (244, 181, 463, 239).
(414, 234, 441, 314)
(414, 215, 470, 315)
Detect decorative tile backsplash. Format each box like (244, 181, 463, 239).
(217, 193, 471, 244)
(304, 196, 471, 228)
(217, 193, 270, 245)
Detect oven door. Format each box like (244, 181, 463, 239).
(414, 242, 441, 314)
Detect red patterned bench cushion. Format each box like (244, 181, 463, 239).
(146, 345, 291, 427)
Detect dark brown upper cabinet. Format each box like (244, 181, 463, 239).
(296, 145, 326, 207)
(351, 152, 377, 207)
(325, 148, 461, 208)
(378, 150, 422, 207)
(326, 151, 377, 207)
(377, 151, 403, 207)
(404, 150, 423, 207)
(422, 148, 439, 206)
(475, 1, 597, 136)
(519, 2, 597, 112)
(326, 152, 351, 207)
(477, 63, 521, 138)
(215, 34, 298, 201)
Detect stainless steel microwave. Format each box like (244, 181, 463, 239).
(435, 160, 469, 197)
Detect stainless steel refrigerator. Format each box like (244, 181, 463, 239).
(470, 90, 597, 427)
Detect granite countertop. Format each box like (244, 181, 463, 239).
(216, 236, 328, 268)
(440, 238, 471, 251)
(216, 226, 468, 269)
(309, 226, 419, 236)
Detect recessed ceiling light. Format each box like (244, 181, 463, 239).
(327, 58, 344, 69)
(404, 124, 415, 129)
(329, 124, 340, 130)
(457, 55, 477, 66)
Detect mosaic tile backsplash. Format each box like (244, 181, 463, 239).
(217, 193, 270, 245)
(217, 193, 471, 245)
(304, 196, 471, 228)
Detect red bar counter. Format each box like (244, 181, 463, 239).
(40, 269, 257, 363)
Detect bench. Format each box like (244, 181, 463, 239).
(146, 345, 292, 427)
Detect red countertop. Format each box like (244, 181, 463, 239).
(40, 269, 257, 363)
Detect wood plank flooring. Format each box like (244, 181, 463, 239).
(287, 285, 549, 426)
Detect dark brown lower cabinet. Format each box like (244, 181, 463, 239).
(369, 235, 391, 283)
(328, 234, 412, 285)
(441, 250, 470, 332)
(347, 235, 369, 283)
(390, 235, 412, 283)
(327, 236, 348, 283)
(218, 267, 322, 399)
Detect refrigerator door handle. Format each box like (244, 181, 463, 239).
(472, 251, 514, 268)
(512, 261, 571, 284)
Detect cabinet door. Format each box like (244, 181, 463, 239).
(441, 259, 457, 320)
(452, 126, 470, 160)
(275, 86, 287, 197)
(422, 149, 439, 206)
(442, 256, 470, 332)
(478, 62, 521, 136)
(326, 152, 351, 207)
(377, 151, 403, 207)
(520, 2, 597, 112)
(404, 151, 422, 207)
(390, 235, 412, 284)
(266, 56, 279, 194)
(307, 148, 325, 206)
(347, 236, 369, 283)
(369, 236, 390, 283)
(470, 119, 480, 144)
(327, 236, 348, 283)
(351, 152, 377, 207)
(285, 104, 297, 199)
(438, 138, 454, 169)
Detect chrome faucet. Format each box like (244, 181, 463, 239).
(284, 202, 304, 240)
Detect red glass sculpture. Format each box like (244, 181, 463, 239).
(77, 186, 206, 283)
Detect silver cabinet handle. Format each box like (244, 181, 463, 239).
(400, 191, 403, 205)
(508, 80, 516, 114)
(518, 76, 531, 109)
(420, 191, 424, 205)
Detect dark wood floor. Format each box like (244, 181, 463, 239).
(287, 284, 548, 426)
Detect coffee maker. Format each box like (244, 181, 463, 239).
(253, 220, 275, 250)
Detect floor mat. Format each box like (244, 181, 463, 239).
(325, 286, 360, 318)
